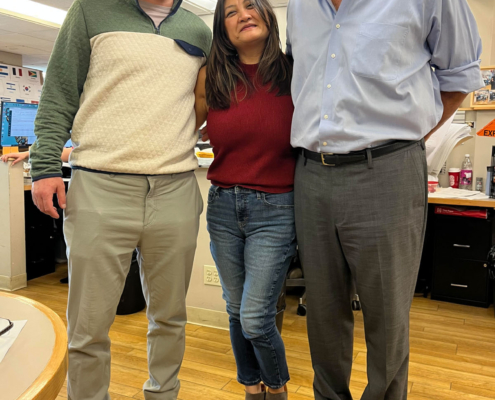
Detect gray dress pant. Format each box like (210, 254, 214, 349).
(294, 140, 427, 400)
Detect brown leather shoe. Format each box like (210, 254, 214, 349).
(266, 385, 288, 400)
(245, 391, 266, 400)
(245, 384, 266, 400)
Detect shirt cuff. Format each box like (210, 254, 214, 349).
(435, 59, 485, 93)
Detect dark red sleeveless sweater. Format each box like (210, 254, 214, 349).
(206, 63, 296, 194)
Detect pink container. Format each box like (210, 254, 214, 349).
(428, 180, 439, 193)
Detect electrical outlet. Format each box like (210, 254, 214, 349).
(204, 265, 221, 287)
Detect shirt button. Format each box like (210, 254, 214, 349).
(323, 142, 328, 146)
(327, 84, 332, 89)
(324, 115, 329, 120)
(331, 54, 336, 59)
(336, 24, 341, 29)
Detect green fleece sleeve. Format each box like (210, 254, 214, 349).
(30, 0, 91, 181)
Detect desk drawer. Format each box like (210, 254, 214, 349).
(434, 216, 492, 260)
(432, 259, 490, 305)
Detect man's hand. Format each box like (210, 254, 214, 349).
(425, 91, 468, 142)
(32, 177, 66, 219)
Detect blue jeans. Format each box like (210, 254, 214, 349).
(207, 186, 297, 389)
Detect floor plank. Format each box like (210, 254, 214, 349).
(8, 265, 495, 400)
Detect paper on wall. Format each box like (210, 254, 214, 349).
(0, 63, 43, 104)
(0, 64, 11, 80)
(3, 81, 19, 97)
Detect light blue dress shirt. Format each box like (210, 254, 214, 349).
(286, 0, 484, 153)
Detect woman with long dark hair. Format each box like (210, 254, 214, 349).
(194, 0, 295, 399)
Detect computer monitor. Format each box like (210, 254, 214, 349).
(1, 102, 38, 147)
(0, 101, 73, 148)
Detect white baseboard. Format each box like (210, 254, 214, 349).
(0, 273, 27, 291)
(187, 306, 229, 330)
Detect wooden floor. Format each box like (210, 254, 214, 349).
(10, 265, 495, 400)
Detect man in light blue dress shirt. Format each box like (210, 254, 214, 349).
(287, 1, 484, 399)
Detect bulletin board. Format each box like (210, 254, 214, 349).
(471, 66, 495, 110)
(0, 63, 43, 104)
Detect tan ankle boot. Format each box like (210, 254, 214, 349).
(266, 385, 288, 400)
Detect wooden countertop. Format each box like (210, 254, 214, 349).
(428, 197, 495, 209)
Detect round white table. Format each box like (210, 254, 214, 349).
(0, 291, 68, 400)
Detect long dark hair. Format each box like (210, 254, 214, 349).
(206, 0, 292, 110)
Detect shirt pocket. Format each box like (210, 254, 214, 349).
(350, 23, 408, 82)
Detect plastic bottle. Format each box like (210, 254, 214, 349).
(460, 154, 473, 190)
(476, 177, 483, 192)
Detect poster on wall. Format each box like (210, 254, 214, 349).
(0, 63, 42, 104)
(477, 119, 495, 137)
(471, 66, 495, 109)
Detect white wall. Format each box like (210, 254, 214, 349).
(468, 0, 495, 66)
(0, 162, 27, 291)
(445, 1, 495, 188)
(186, 169, 225, 314)
(0, 51, 22, 66)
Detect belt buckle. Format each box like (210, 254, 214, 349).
(321, 153, 335, 167)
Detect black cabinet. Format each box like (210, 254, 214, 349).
(431, 211, 494, 308)
(24, 192, 56, 280)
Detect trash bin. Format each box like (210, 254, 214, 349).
(117, 251, 147, 315)
(275, 280, 287, 334)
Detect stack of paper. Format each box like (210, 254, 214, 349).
(429, 187, 489, 200)
(426, 114, 473, 177)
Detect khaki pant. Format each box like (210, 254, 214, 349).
(64, 169, 203, 400)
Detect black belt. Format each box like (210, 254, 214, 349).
(300, 140, 422, 167)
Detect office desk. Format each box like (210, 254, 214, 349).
(0, 292, 68, 400)
(421, 195, 495, 308)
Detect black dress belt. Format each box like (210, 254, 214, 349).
(300, 140, 421, 167)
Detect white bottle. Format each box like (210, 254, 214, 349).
(460, 154, 473, 190)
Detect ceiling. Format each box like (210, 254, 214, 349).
(0, 0, 288, 71)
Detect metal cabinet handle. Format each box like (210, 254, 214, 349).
(453, 244, 470, 248)
(451, 284, 468, 288)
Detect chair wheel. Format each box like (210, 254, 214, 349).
(297, 304, 307, 316)
(352, 300, 361, 311)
